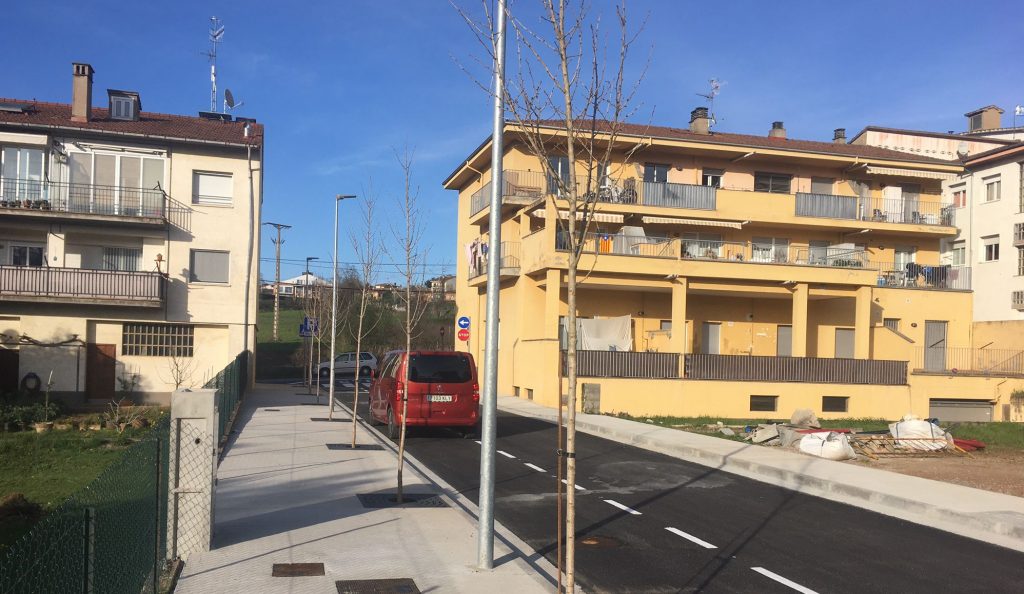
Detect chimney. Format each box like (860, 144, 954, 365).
(833, 128, 846, 144)
(71, 63, 94, 123)
(768, 121, 786, 139)
(689, 107, 710, 134)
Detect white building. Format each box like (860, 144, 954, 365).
(261, 272, 327, 299)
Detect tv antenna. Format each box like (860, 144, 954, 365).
(696, 78, 722, 128)
(224, 88, 244, 113)
(201, 17, 225, 112)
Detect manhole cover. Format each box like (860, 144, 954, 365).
(578, 535, 622, 548)
(336, 578, 420, 593)
(327, 444, 384, 451)
(311, 417, 352, 422)
(356, 493, 448, 508)
(272, 563, 325, 577)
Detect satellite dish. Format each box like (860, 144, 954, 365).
(225, 89, 235, 109)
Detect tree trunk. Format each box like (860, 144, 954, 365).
(397, 300, 411, 504)
(351, 289, 368, 448)
(564, 260, 578, 592)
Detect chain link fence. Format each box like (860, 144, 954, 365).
(204, 351, 249, 447)
(0, 417, 171, 594)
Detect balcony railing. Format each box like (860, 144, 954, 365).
(469, 241, 521, 279)
(684, 353, 907, 385)
(912, 347, 1024, 377)
(0, 178, 168, 220)
(565, 349, 681, 379)
(874, 262, 970, 290)
(469, 170, 547, 216)
(1015, 223, 1024, 246)
(1014, 291, 1024, 311)
(0, 266, 165, 303)
(795, 192, 953, 226)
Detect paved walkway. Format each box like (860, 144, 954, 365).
(497, 396, 1024, 553)
(176, 384, 554, 594)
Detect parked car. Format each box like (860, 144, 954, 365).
(317, 351, 378, 379)
(369, 351, 479, 439)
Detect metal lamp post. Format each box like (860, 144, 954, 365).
(305, 256, 319, 396)
(329, 194, 357, 420)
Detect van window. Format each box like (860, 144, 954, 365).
(360, 352, 374, 361)
(381, 355, 400, 378)
(408, 354, 472, 383)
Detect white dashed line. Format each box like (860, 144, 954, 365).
(474, 440, 482, 445)
(560, 479, 585, 491)
(603, 499, 641, 515)
(497, 450, 516, 459)
(750, 567, 819, 594)
(524, 462, 546, 472)
(664, 527, 716, 549)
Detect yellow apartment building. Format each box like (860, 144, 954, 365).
(444, 109, 1024, 422)
(0, 63, 261, 406)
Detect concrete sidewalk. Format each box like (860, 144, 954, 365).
(498, 395, 1024, 553)
(175, 384, 555, 594)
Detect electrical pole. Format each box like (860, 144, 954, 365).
(263, 222, 291, 342)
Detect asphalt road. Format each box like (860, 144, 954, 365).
(339, 393, 1024, 593)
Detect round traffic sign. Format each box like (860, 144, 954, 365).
(457, 316, 471, 329)
(457, 328, 470, 342)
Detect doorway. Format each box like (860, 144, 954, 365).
(700, 322, 721, 355)
(86, 344, 116, 400)
(924, 321, 948, 371)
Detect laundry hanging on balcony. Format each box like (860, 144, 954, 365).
(578, 315, 633, 351)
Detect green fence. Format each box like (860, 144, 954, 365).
(0, 417, 171, 594)
(204, 351, 249, 446)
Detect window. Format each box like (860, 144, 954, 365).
(750, 395, 778, 412)
(951, 241, 965, 266)
(1018, 247, 1024, 276)
(950, 184, 967, 208)
(701, 168, 723, 188)
(659, 320, 672, 331)
(643, 163, 669, 184)
(10, 244, 44, 267)
(985, 176, 1001, 202)
(526, 388, 534, 400)
(700, 322, 721, 355)
(811, 177, 834, 195)
(777, 325, 792, 357)
(822, 396, 849, 413)
(970, 114, 982, 131)
(102, 247, 141, 271)
(751, 237, 789, 263)
(408, 353, 472, 383)
(895, 246, 916, 270)
(122, 323, 194, 357)
(983, 236, 1000, 262)
(110, 96, 135, 120)
(360, 352, 374, 361)
(546, 156, 571, 194)
(1, 147, 44, 200)
(1019, 163, 1024, 213)
(883, 318, 901, 332)
(192, 171, 233, 205)
(189, 249, 230, 283)
(754, 172, 792, 194)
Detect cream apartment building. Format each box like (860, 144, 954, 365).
(0, 63, 262, 405)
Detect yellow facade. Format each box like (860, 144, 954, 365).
(446, 123, 1024, 422)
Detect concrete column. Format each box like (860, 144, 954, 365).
(854, 286, 872, 359)
(545, 269, 561, 339)
(46, 227, 66, 267)
(168, 389, 219, 561)
(791, 283, 809, 357)
(670, 277, 688, 353)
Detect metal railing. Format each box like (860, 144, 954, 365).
(1015, 223, 1024, 245)
(564, 349, 681, 379)
(641, 181, 716, 209)
(469, 169, 547, 215)
(795, 192, 953, 226)
(0, 266, 166, 302)
(469, 241, 522, 279)
(684, 353, 908, 385)
(1014, 291, 1024, 311)
(0, 178, 167, 219)
(564, 232, 680, 258)
(0, 417, 171, 594)
(681, 239, 748, 261)
(794, 246, 869, 268)
(874, 262, 971, 290)
(204, 351, 250, 446)
(913, 347, 1024, 376)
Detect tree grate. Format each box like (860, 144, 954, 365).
(335, 578, 420, 593)
(272, 563, 325, 577)
(326, 444, 384, 451)
(311, 418, 352, 422)
(356, 493, 448, 508)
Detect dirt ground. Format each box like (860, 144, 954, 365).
(851, 448, 1024, 497)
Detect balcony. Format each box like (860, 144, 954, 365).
(912, 347, 1024, 377)
(1014, 291, 1024, 311)
(795, 192, 954, 227)
(874, 262, 970, 291)
(684, 354, 907, 385)
(0, 178, 168, 224)
(587, 180, 716, 210)
(468, 241, 521, 281)
(0, 266, 166, 307)
(470, 170, 546, 217)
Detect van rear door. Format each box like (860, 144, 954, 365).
(407, 353, 476, 424)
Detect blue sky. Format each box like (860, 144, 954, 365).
(5, 0, 1022, 283)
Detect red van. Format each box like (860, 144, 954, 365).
(369, 351, 480, 438)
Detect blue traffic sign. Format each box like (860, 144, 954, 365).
(299, 316, 319, 338)
(457, 316, 471, 329)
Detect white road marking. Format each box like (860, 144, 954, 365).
(524, 462, 546, 472)
(497, 450, 516, 459)
(561, 479, 585, 491)
(664, 527, 716, 549)
(750, 567, 819, 594)
(603, 499, 641, 515)
(474, 440, 482, 445)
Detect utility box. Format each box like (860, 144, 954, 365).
(168, 389, 219, 561)
(582, 383, 601, 414)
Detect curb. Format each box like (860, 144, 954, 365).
(502, 402, 1024, 554)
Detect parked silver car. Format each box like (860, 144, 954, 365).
(317, 352, 378, 379)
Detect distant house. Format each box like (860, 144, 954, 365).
(261, 272, 327, 299)
(427, 275, 456, 301)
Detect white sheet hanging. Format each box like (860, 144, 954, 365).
(578, 315, 632, 351)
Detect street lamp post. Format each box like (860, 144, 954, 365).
(305, 256, 319, 397)
(329, 194, 357, 420)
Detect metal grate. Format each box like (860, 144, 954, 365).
(336, 578, 420, 593)
(356, 493, 448, 508)
(327, 444, 384, 451)
(272, 563, 325, 577)
(311, 417, 352, 422)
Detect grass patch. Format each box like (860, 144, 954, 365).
(946, 422, 1024, 450)
(257, 308, 306, 345)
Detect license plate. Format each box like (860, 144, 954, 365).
(427, 395, 453, 403)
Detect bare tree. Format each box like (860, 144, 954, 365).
(456, 1, 645, 590)
(349, 189, 385, 448)
(392, 148, 430, 503)
(160, 352, 198, 390)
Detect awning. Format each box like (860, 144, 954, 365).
(531, 209, 624, 223)
(865, 166, 958, 182)
(641, 216, 743, 229)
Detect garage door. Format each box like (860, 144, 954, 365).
(928, 399, 992, 422)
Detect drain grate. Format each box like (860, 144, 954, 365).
(356, 493, 448, 508)
(263, 409, 281, 412)
(336, 578, 420, 593)
(327, 444, 384, 451)
(311, 417, 352, 422)
(578, 534, 622, 549)
(272, 563, 325, 577)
